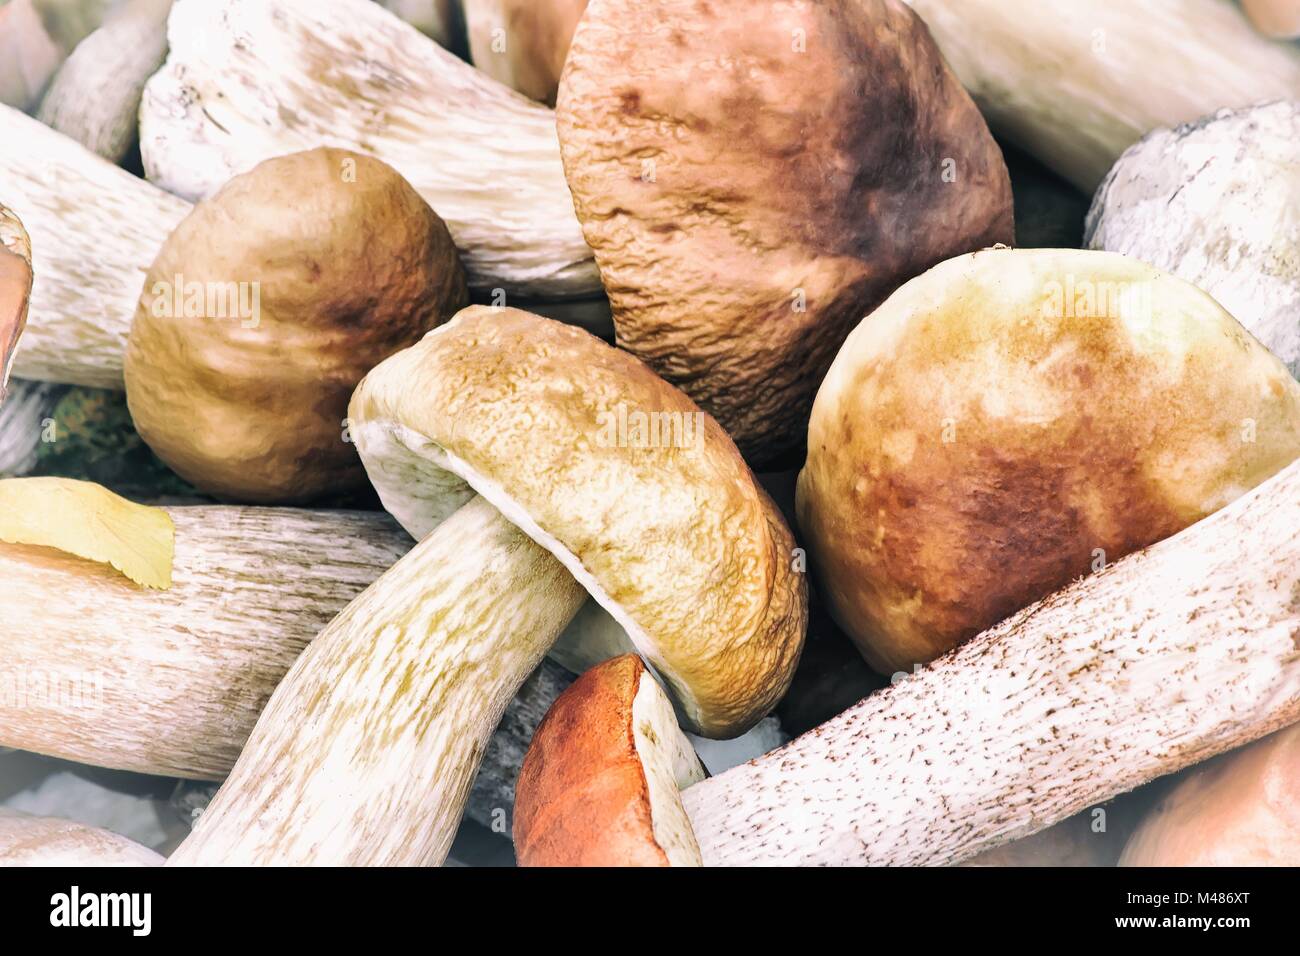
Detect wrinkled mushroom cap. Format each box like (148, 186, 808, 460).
(349, 306, 807, 736)
(125, 147, 468, 504)
(0, 204, 31, 399)
(514, 654, 704, 866)
(465, 0, 589, 104)
(557, 0, 1013, 465)
(1120, 724, 1300, 865)
(798, 247, 1300, 673)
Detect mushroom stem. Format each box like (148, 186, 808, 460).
(0, 380, 65, 476)
(0, 809, 163, 866)
(0, 103, 189, 389)
(680, 456, 1300, 866)
(169, 495, 587, 866)
(902, 0, 1300, 192)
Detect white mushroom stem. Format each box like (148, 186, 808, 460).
(0, 809, 163, 866)
(902, 0, 1300, 192)
(0, 0, 114, 111)
(681, 456, 1300, 866)
(170, 495, 587, 866)
(0, 502, 589, 829)
(0, 103, 189, 388)
(0, 379, 65, 476)
(37, 0, 175, 163)
(141, 0, 597, 299)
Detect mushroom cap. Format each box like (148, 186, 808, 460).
(514, 654, 704, 866)
(1086, 100, 1300, 380)
(349, 306, 807, 736)
(797, 247, 1300, 674)
(556, 0, 1013, 466)
(1242, 0, 1300, 37)
(0, 810, 163, 866)
(0, 204, 32, 400)
(465, 0, 589, 104)
(1120, 723, 1300, 865)
(125, 147, 468, 504)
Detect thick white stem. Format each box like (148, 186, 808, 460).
(0, 104, 189, 388)
(903, 0, 1300, 192)
(0, 380, 65, 476)
(682, 458, 1300, 866)
(169, 496, 586, 865)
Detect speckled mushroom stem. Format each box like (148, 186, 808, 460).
(0, 104, 190, 389)
(681, 456, 1300, 866)
(169, 495, 587, 866)
(902, 0, 1300, 192)
(0, 503, 579, 829)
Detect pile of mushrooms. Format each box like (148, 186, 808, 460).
(1, 0, 1299, 870)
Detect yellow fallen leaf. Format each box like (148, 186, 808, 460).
(0, 477, 174, 589)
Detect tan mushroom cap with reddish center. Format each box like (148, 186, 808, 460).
(798, 247, 1300, 674)
(125, 146, 468, 504)
(0, 204, 31, 401)
(1120, 723, 1300, 866)
(515, 654, 704, 867)
(350, 306, 807, 736)
(557, 0, 1014, 466)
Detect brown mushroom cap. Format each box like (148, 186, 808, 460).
(124, 147, 468, 503)
(557, 0, 1013, 466)
(0, 204, 31, 401)
(1120, 723, 1300, 865)
(465, 0, 589, 104)
(1242, 0, 1300, 37)
(798, 248, 1300, 674)
(514, 654, 704, 866)
(350, 306, 807, 736)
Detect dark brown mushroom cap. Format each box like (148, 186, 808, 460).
(514, 654, 704, 866)
(0, 204, 32, 400)
(557, 0, 1014, 466)
(124, 147, 468, 504)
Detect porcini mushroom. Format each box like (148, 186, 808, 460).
(36, 0, 175, 163)
(517, 457, 1300, 865)
(0, 809, 163, 866)
(124, 147, 468, 503)
(0, 0, 113, 111)
(464, 0, 588, 104)
(168, 306, 806, 866)
(1086, 100, 1300, 379)
(1242, 0, 1300, 37)
(0, 204, 32, 403)
(140, 0, 598, 299)
(1, 103, 189, 389)
(901, 0, 1300, 193)
(1119, 723, 1300, 866)
(797, 247, 1300, 674)
(514, 655, 705, 866)
(556, 0, 1014, 464)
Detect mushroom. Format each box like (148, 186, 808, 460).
(1119, 723, 1300, 866)
(1242, 0, 1300, 37)
(0, 204, 32, 403)
(0, 381, 66, 476)
(0, 496, 592, 829)
(901, 0, 1300, 192)
(0, 809, 163, 866)
(168, 306, 805, 865)
(516, 456, 1300, 865)
(463, 0, 587, 104)
(797, 247, 1300, 674)
(1, 102, 189, 389)
(124, 147, 468, 503)
(1086, 100, 1300, 380)
(140, 0, 598, 299)
(515, 654, 705, 866)
(0, 0, 113, 111)
(36, 0, 175, 164)
(556, 0, 1014, 465)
